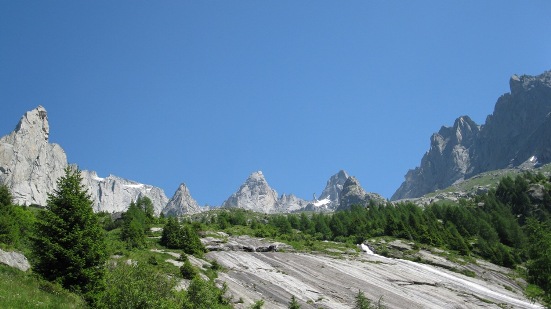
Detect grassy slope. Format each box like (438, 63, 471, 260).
(0, 265, 86, 308)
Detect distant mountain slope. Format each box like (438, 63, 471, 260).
(393, 70, 551, 200)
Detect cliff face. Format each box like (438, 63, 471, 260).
(0, 106, 68, 206)
(162, 183, 201, 216)
(393, 71, 551, 200)
(1, 106, 169, 213)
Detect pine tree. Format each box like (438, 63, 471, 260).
(32, 167, 107, 303)
(288, 295, 301, 309)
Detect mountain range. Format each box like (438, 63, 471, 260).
(392, 70, 551, 200)
(0, 107, 379, 214)
(2, 69, 550, 214)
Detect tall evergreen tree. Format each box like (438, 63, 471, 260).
(32, 167, 107, 304)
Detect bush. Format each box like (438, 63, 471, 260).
(180, 260, 197, 280)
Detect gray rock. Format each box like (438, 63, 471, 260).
(0, 106, 68, 206)
(0, 106, 169, 214)
(393, 70, 551, 200)
(278, 193, 308, 213)
(338, 176, 385, 210)
(162, 183, 202, 216)
(318, 170, 349, 209)
(0, 249, 30, 271)
(222, 171, 281, 213)
(202, 235, 292, 252)
(80, 170, 168, 215)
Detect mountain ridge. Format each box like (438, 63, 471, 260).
(393, 70, 551, 200)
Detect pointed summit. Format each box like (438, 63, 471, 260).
(318, 170, 349, 209)
(162, 183, 201, 216)
(0, 106, 67, 206)
(222, 171, 279, 213)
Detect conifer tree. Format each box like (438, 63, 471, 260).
(32, 167, 107, 303)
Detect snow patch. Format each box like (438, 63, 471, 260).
(313, 197, 331, 207)
(123, 184, 144, 189)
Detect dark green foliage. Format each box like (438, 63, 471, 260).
(0, 203, 35, 249)
(32, 167, 107, 304)
(182, 277, 231, 309)
(120, 200, 149, 249)
(161, 217, 205, 256)
(180, 259, 197, 279)
(524, 218, 551, 304)
(135, 196, 155, 224)
(288, 295, 301, 309)
(354, 290, 372, 309)
(249, 299, 265, 309)
(97, 263, 180, 309)
(0, 184, 13, 208)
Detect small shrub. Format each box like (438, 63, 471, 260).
(180, 260, 197, 280)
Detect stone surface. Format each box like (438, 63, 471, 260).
(80, 170, 168, 215)
(277, 193, 308, 213)
(0, 249, 30, 271)
(162, 183, 202, 216)
(222, 171, 280, 213)
(338, 176, 385, 210)
(0, 106, 68, 206)
(207, 249, 539, 309)
(202, 235, 292, 252)
(0, 106, 169, 214)
(393, 70, 551, 200)
(318, 170, 349, 209)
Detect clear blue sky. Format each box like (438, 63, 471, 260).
(1, 1, 550, 206)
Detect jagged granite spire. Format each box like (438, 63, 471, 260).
(392, 70, 551, 200)
(162, 183, 201, 216)
(0, 106, 68, 205)
(222, 171, 280, 213)
(1, 106, 169, 213)
(318, 170, 349, 209)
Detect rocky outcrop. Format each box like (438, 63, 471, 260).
(318, 170, 349, 209)
(393, 70, 551, 200)
(162, 183, 201, 216)
(0, 106, 68, 206)
(222, 171, 281, 213)
(80, 170, 168, 215)
(222, 171, 312, 213)
(202, 234, 292, 252)
(338, 176, 385, 210)
(278, 193, 308, 213)
(0, 249, 30, 271)
(0, 106, 169, 214)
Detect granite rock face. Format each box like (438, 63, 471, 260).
(162, 183, 201, 216)
(393, 70, 551, 200)
(318, 170, 349, 209)
(81, 170, 168, 215)
(222, 171, 281, 213)
(338, 176, 385, 210)
(0, 106, 168, 214)
(278, 193, 309, 213)
(0, 106, 68, 206)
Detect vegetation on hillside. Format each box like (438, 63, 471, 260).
(1, 169, 551, 307)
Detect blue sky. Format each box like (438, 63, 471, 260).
(1, 1, 550, 206)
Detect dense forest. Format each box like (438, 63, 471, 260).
(1, 169, 550, 307)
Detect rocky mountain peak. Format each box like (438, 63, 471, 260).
(222, 171, 280, 213)
(318, 170, 349, 209)
(393, 69, 551, 200)
(0, 106, 67, 205)
(14, 105, 50, 142)
(162, 183, 201, 216)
